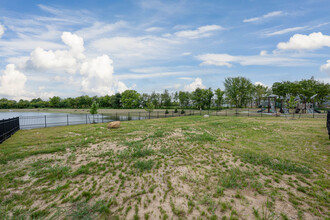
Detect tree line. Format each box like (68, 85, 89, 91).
(0, 77, 329, 110)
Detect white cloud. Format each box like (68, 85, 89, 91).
(266, 26, 306, 36)
(145, 27, 163, 32)
(181, 52, 191, 56)
(80, 55, 127, 95)
(27, 32, 85, 74)
(75, 21, 127, 40)
(260, 50, 267, 56)
(165, 83, 181, 89)
(277, 32, 330, 50)
(178, 77, 194, 80)
(184, 78, 206, 92)
(196, 53, 306, 67)
(320, 60, 330, 74)
(254, 81, 269, 88)
(0, 24, 5, 38)
(90, 35, 180, 67)
(174, 25, 223, 39)
(243, 11, 283, 23)
(0, 64, 28, 100)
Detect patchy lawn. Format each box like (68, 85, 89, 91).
(0, 116, 329, 219)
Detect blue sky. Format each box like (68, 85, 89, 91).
(0, 0, 330, 100)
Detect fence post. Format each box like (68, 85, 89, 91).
(67, 114, 69, 126)
(149, 112, 150, 119)
(248, 108, 249, 117)
(226, 108, 227, 116)
(116, 112, 118, 121)
(139, 112, 141, 120)
(45, 115, 47, 128)
(157, 111, 159, 118)
(86, 114, 87, 124)
(101, 113, 103, 123)
(128, 112, 130, 121)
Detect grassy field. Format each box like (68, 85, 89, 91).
(0, 116, 329, 219)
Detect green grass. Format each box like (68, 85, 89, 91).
(0, 115, 328, 219)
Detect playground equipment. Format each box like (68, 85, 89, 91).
(267, 94, 278, 113)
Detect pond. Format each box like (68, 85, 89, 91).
(0, 111, 152, 129)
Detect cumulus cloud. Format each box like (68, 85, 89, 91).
(243, 11, 283, 23)
(1, 32, 128, 98)
(320, 60, 330, 74)
(184, 78, 206, 92)
(174, 25, 223, 39)
(277, 32, 330, 50)
(27, 32, 85, 74)
(0, 24, 5, 38)
(80, 55, 127, 95)
(0, 64, 28, 100)
(196, 53, 306, 67)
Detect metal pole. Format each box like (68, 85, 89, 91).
(102, 113, 103, 123)
(86, 114, 87, 124)
(67, 114, 69, 126)
(149, 112, 150, 119)
(157, 111, 159, 118)
(116, 112, 118, 121)
(139, 112, 140, 120)
(45, 115, 47, 128)
(226, 108, 227, 116)
(248, 108, 249, 117)
(128, 112, 130, 121)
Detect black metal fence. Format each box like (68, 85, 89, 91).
(16, 109, 328, 130)
(327, 110, 330, 139)
(0, 117, 20, 144)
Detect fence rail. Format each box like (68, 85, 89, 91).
(0, 117, 20, 144)
(327, 111, 330, 139)
(16, 109, 327, 130)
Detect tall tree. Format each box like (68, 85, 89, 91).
(121, 90, 140, 109)
(161, 89, 172, 108)
(224, 77, 253, 107)
(214, 88, 225, 110)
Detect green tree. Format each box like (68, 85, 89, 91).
(110, 93, 122, 108)
(214, 88, 225, 110)
(224, 77, 253, 107)
(205, 88, 214, 110)
(90, 101, 98, 123)
(161, 89, 171, 108)
(178, 91, 190, 108)
(254, 84, 268, 106)
(121, 90, 140, 109)
(90, 101, 98, 115)
(150, 92, 160, 108)
(49, 96, 61, 108)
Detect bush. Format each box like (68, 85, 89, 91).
(174, 108, 178, 113)
(165, 109, 169, 114)
(181, 109, 185, 114)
